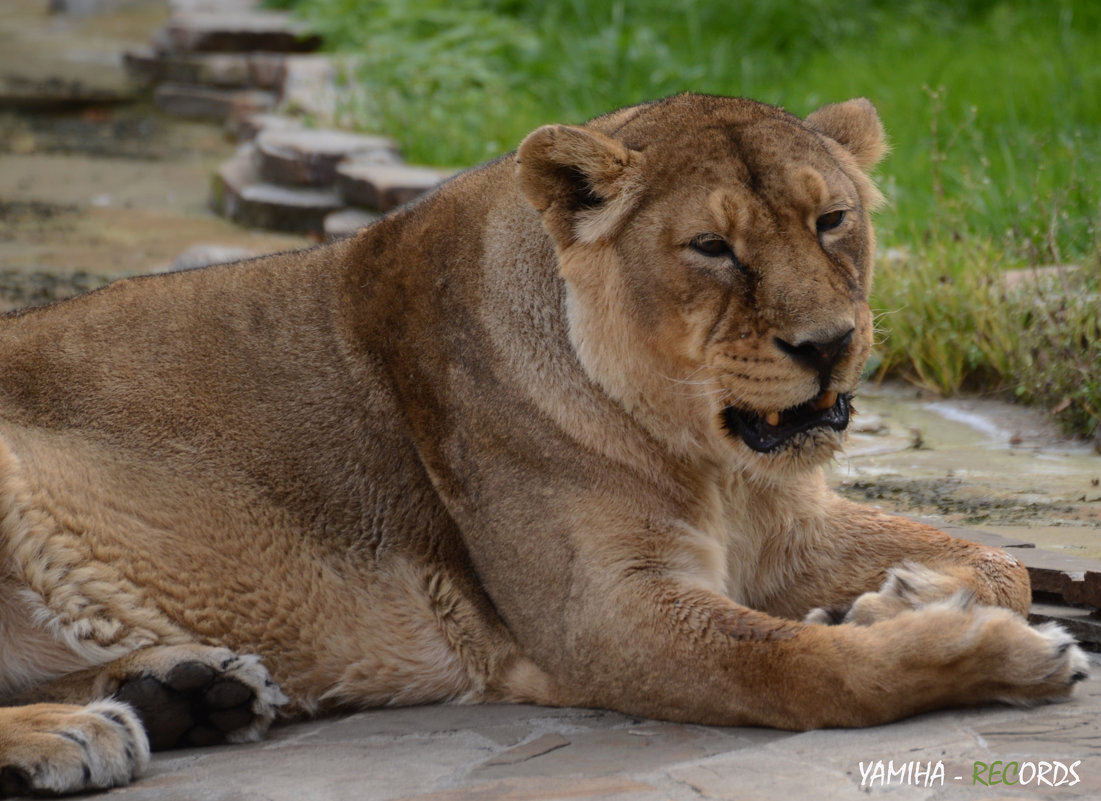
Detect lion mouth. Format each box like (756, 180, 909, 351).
(722, 391, 851, 453)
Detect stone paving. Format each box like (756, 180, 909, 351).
(72, 662, 1101, 800)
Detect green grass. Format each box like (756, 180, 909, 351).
(270, 0, 1101, 438)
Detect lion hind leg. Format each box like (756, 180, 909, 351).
(112, 645, 289, 750)
(41, 645, 289, 752)
(0, 699, 149, 796)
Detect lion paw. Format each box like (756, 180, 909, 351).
(113, 645, 288, 751)
(806, 562, 969, 625)
(0, 699, 149, 796)
(989, 615, 1091, 703)
(877, 597, 1090, 709)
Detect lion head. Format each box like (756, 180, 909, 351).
(516, 94, 887, 475)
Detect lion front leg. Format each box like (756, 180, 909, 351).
(756, 497, 1032, 624)
(556, 575, 1087, 730)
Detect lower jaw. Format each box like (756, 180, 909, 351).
(721, 393, 852, 454)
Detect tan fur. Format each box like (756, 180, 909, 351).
(0, 94, 1087, 794)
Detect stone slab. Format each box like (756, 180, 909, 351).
(255, 127, 400, 187)
(154, 11, 321, 54)
(942, 525, 1101, 609)
(336, 162, 451, 212)
(49, 0, 163, 14)
(169, 0, 260, 12)
(154, 81, 276, 120)
(228, 112, 303, 143)
(0, 73, 134, 110)
(63, 663, 1101, 800)
(324, 208, 381, 241)
(1030, 603, 1101, 649)
(124, 47, 286, 89)
(212, 146, 343, 234)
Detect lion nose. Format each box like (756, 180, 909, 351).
(775, 328, 854, 385)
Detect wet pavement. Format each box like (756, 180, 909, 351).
(833, 383, 1101, 559)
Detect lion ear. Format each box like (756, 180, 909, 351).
(805, 98, 887, 171)
(516, 124, 641, 246)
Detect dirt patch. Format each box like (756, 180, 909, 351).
(837, 476, 1083, 526)
(832, 383, 1101, 557)
(0, 199, 79, 234)
(0, 267, 113, 310)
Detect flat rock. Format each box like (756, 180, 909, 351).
(154, 12, 321, 54)
(49, 0, 162, 14)
(154, 82, 276, 120)
(255, 128, 400, 187)
(0, 73, 134, 110)
(124, 47, 285, 89)
(943, 525, 1101, 608)
(169, 0, 261, 11)
(336, 162, 451, 212)
(324, 208, 381, 242)
(228, 112, 303, 143)
(212, 145, 343, 234)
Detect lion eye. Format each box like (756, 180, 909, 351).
(690, 234, 733, 258)
(816, 210, 846, 234)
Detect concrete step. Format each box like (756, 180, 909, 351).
(254, 127, 401, 187)
(153, 11, 321, 54)
(336, 162, 452, 213)
(0, 73, 135, 110)
(124, 47, 286, 90)
(154, 82, 276, 120)
(211, 145, 345, 235)
(168, 0, 261, 12)
(229, 112, 303, 143)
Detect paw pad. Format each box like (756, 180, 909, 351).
(115, 660, 261, 751)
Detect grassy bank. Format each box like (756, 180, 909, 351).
(272, 0, 1101, 439)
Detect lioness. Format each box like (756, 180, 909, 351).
(0, 94, 1087, 796)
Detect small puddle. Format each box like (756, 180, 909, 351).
(831, 382, 1101, 558)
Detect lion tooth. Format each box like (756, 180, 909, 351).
(765, 411, 781, 427)
(815, 390, 839, 410)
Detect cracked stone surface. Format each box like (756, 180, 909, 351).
(67, 665, 1101, 800)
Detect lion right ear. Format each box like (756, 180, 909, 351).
(805, 98, 888, 171)
(516, 124, 642, 247)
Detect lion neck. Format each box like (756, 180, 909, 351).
(559, 246, 726, 465)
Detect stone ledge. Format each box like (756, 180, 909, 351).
(255, 127, 401, 187)
(336, 163, 452, 213)
(154, 12, 322, 54)
(212, 146, 344, 235)
(124, 47, 286, 90)
(154, 82, 276, 120)
(947, 524, 1101, 609)
(942, 524, 1101, 649)
(229, 112, 304, 143)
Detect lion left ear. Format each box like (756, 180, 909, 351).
(516, 124, 642, 247)
(805, 98, 888, 171)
